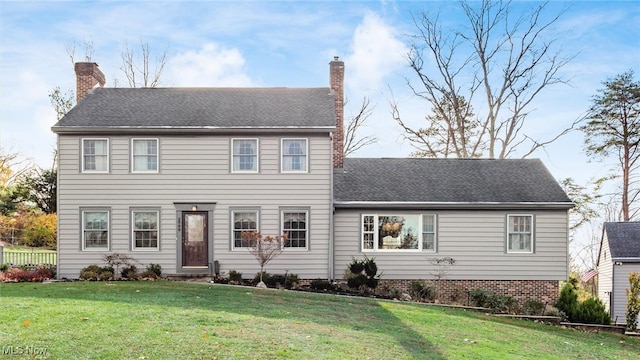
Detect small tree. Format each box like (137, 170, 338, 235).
(429, 257, 456, 301)
(627, 272, 640, 331)
(242, 231, 287, 286)
(102, 253, 138, 280)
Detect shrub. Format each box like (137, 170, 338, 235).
(121, 265, 139, 279)
(253, 271, 271, 284)
(543, 305, 564, 318)
(146, 263, 162, 277)
(409, 280, 436, 302)
(626, 272, 640, 331)
(574, 297, 611, 325)
(0, 263, 10, 272)
(388, 288, 403, 299)
(264, 273, 299, 289)
(310, 278, 335, 291)
(228, 270, 243, 283)
(523, 299, 546, 316)
(555, 282, 578, 321)
(80, 264, 114, 281)
(346, 255, 380, 292)
(469, 289, 519, 313)
(0, 267, 53, 282)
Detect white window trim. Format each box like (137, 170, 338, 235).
(81, 138, 109, 173)
(81, 209, 110, 251)
(131, 209, 160, 251)
(230, 209, 260, 250)
(506, 214, 534, 254)
(280, 209, 309, 251)
(131, 138, 159, 173)
(361, 213, 437, 252)
(281, 138, 308, 173)
(422, 214, 437, 252)
(231, 138, 259, 173)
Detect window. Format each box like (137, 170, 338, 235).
(82, 210, 109, 250)
(422, 214, 436, 251)
(232, 139, 258, 172)
(132, 139, 158, 172)
(282, 210, 308, 249)
(82, 139, 108, 172)
(282, 139, 307, 172)
(361, 214, 436, 251)
(132, 210, 159, 250)
(507, 215, 533, 253)
(232, 210, 259, 248)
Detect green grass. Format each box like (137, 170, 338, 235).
(1, 281, 638, 359)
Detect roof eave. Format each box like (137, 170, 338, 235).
(611, 257, 640, 263)
(51, 125, 335, 134)
(333, 201, 574, 210)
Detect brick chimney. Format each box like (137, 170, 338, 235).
(74, 62, 106, 103)
(330, 56, 345, 168)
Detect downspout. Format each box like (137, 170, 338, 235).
(328, 132, 335, 280)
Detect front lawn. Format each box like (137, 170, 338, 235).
(1, 281, 638, 359)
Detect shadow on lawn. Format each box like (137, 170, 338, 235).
(2, 281, 447, 359)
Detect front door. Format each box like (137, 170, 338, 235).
(182, 212, 208, 267)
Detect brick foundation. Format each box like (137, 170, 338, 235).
(377, 279, 559, 306)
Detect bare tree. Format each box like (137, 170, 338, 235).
(242, 231, 287, 286)
(394, 92, 484, 157)
(344, 97, 377, 156)
(395, 0, 575, 159)
(66, 40, 95, 65)
(120, 41, 167, 88)
(49, 87, 75, 122)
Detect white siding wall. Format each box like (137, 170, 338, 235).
(611, 263, 640, 325)
(334, 209, 569, 280)
(597, 236, 613, 313)
(57, 133, 332, 279)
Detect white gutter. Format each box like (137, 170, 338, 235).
(333, 201, 574, 210)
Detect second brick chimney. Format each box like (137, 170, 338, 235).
(74, 62, 106, 103)
(330, 56, 345, 168)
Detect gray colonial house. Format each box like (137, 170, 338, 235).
(597, 222, 640, 325)
(52, 59, 573, 304)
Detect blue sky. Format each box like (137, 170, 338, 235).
(1, 0, 639, 190)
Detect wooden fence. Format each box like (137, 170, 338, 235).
(0, 246, 57, 266)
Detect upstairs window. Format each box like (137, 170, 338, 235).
(82, 139, 109, 172)
(232, 139, 258, 172)
(361, 214, 436, 252)
(507, 214, 534, 253)
(282, 139, 308, 172)
(132, 139, 158, 172)
(232, 210, 259, 248)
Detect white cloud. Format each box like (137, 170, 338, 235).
(345, 12, 408, 97)
(164, 43, 253, 87)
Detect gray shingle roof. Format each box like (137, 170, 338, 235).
(333, 158, 573, 207)
(605, 222, 640, 259)
(52, 87, 335, 131)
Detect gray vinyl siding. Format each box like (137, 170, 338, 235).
(333, 209, 569, 280)
(611, 263, 640, 325)
(57, 133, 332, 279)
